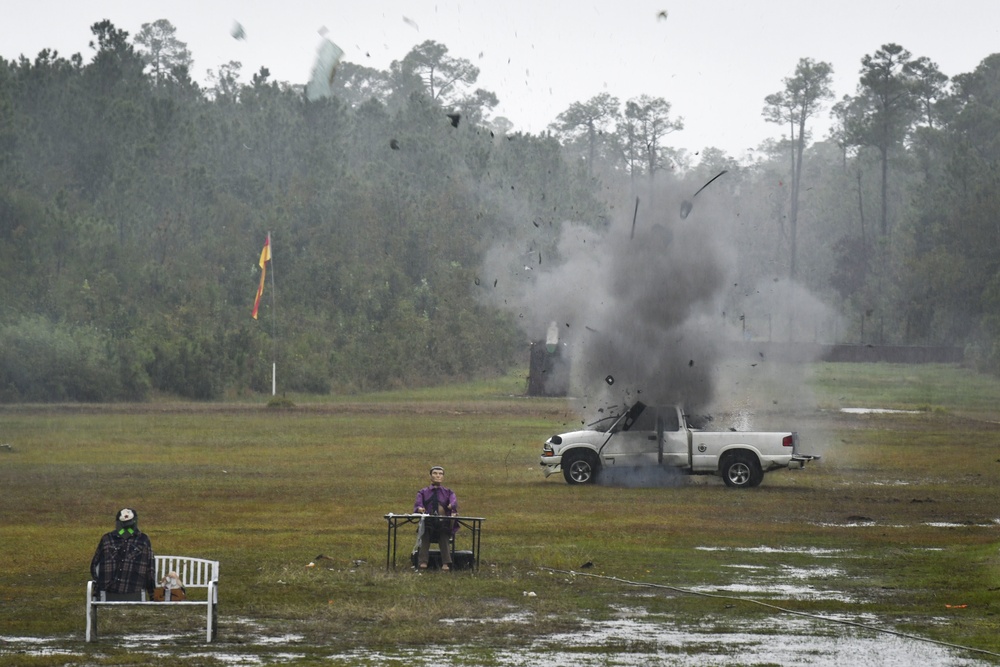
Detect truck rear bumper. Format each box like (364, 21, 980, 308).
(790, 453, 821, 468)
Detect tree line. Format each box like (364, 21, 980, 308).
(1, 19, 998, 401)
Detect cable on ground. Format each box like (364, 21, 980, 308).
(539, 566, 1000, 660)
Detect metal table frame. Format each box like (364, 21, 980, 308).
(384, 513, 484, 571)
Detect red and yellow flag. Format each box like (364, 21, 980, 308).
(251, 234, 271, 319)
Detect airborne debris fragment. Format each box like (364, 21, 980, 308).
(389, 139, 400, 150)
(679, 169, 728, 219)
(446, 112, 461, 128)
(402, 16, 419, 30)
(230, 21, 246, 40)
(630, 197, 640, 239)
(306, 34, 344, 101)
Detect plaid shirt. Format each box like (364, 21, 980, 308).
(90, 530, 156, 595)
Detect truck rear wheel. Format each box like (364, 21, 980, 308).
(721, 452, 763, 488)
(563, 451, 598, 484)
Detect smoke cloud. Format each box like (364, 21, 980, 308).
(481, 179, 838, 427)
(484, 185, 733, 408)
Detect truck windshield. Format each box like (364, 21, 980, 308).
(609, 402, 647, 433)
(602, 403, 682, 433)
(586, 414, 621, 432)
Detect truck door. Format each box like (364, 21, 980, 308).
(602, 405, 687, 468)
(599, 402, 657, 467)
(656, 409, 689, 468)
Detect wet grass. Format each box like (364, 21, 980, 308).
(0, 362, 999, 664)
(809, 361, 1000, 416)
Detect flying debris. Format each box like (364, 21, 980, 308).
(446, 112, 461, 128)
(306, 33, 345, 101)
(657, 10, 669, 20)
(679, 170, 728, 219)
(402, 16, 419, 31)
(230, 21, 246, 40)
(389, 139, 400, 150)
(630, 197, 639, 239)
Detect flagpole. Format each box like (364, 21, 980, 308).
(267, 231, 277, 396)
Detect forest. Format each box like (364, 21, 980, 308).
(1, 19, 999, 402)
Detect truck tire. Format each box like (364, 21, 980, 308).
(563, 451, 598, 484)
(721, 452, 763, 488)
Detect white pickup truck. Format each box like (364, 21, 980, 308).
(539, 402, 819, 488)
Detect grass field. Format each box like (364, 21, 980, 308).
(1, 363, 999, 665)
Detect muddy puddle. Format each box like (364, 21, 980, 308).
(840, 407, 924, 415)
(2, 611, 994, 666)
(4, 545, 996, 665)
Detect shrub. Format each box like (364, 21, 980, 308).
(0, 316, 148, 402)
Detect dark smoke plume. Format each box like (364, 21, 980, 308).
(483, 189, 734, 413)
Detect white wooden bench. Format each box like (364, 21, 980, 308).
(86, 555, 219, 642)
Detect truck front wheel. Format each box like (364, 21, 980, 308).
(721, 452, 763, 488)
(563, 451, 598, 484)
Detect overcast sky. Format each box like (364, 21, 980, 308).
(5, 1, 1000, 157)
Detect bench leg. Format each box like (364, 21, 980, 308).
(86, 583, 97, 642)
(207, 581, 218, 642)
